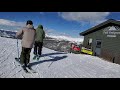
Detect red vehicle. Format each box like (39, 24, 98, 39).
(71, 44, 81, 51)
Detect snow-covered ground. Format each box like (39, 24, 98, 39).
(1, 37, 120, 78)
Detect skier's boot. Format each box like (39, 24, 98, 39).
(37, 55, 41, 60)
(33, 55, 37, 60)
(21, 64, 29, 73)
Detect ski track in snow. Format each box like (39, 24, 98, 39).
(1, 37, 120, 78)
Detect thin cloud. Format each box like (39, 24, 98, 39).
(39, 12, 44, 15)
(45, 28, 70, 37)
(58, 12, 110, 25)
(44, 28, 56, 34)
(0, 19, 25, 27)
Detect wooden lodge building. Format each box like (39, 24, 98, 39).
(80, 19, 120, 64)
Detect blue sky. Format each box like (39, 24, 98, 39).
(0, 12, 120, 38)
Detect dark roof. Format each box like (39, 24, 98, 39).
(80, 19, 120, 36)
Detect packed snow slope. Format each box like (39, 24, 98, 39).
(1, 37, 120, 78)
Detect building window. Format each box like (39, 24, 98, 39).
(87, 38, 92, 49)
(96, 40, 101, 48)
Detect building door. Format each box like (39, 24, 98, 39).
(95, 40, 102, 56)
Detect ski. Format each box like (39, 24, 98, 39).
(15, 57, 20, 60)
(22, 67, 31, 73)
(27, 67, 37, 73)
(15, 57, 31, 73)
(15, 57, 21, 66)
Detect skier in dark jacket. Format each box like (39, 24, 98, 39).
(33, 24, 45, 60)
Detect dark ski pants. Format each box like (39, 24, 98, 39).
(20, 47, 32, 66)
(34, 41, 43, 56)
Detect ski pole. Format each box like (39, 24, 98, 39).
(17, 38, 19, 59)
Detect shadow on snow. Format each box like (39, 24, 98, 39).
(30, 52, 68, 67)
(40, 52, 67, 57)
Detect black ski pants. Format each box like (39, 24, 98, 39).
(33, 41, 43, 56)
(20, 47, 31, 66)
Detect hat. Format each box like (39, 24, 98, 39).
(26, 20, 33, 25)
